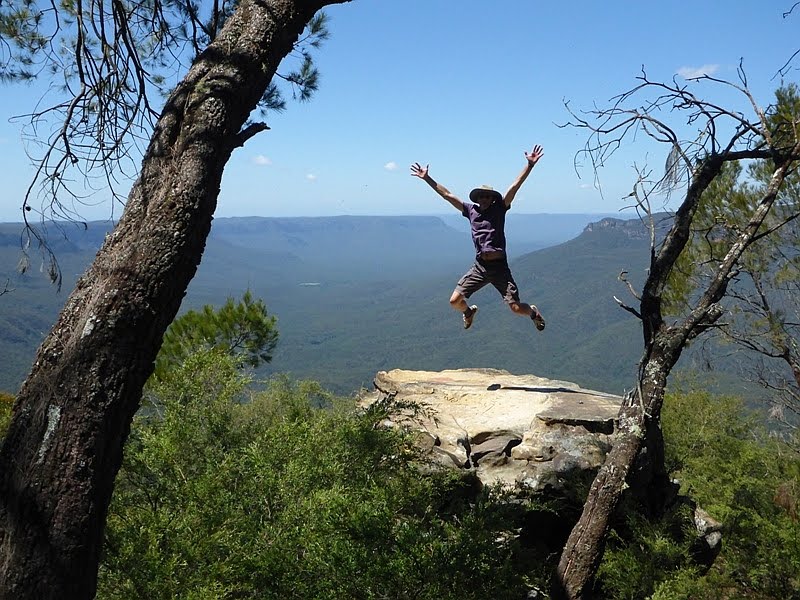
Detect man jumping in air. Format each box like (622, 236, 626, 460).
(410, 145, 546, 331)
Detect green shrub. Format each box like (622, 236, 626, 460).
(99, 349, 540, 599)
(0, 392, 14, 439)
(661, 390, 800, 598)
(596, 501, 700, 600)
(597, 389, 800, 599)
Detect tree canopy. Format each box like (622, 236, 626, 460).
(660, 84, 800, 437)
(556, 61, 800, 598)
(153, 290, 279, 381)
(1, 0, 330, 287)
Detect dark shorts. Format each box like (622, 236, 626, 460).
(454, 258, 520, 305)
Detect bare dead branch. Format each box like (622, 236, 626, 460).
(618, 270, 641, 301)
(775, 6, 800, 77)
(749, 209, 800, 244)
(777, 48, 800, 79)
(613, 295, 642, 319)
(557, 63, 800, 600)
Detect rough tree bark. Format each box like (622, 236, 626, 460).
(0, 0, 350, 598)
(555, 142, 800, 599)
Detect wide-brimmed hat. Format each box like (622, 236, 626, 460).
(469, 185, 502, 203)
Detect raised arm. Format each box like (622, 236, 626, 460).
(410, 163, 464, 212)
(503, 145, 544, 207)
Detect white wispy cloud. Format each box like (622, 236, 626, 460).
(579, 183, 594, 190)
(384, 161, 398, 171)
(252, 154, 272, 166)
(306, 173, 317, 182)
(676, 64, 719, 79)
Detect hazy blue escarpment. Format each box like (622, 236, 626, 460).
(0, 213, 737, 396)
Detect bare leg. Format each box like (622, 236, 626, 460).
(509, 301, 534, 317)
(510, 301, 545, 331)
(451, 290, 478, 329)
(449, 290, 469, 312)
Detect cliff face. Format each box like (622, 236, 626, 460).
(362, 368, 623, 495)
(361, 368, 723, 569)
(583, 216, 649, 237)
(581, 214, 673, 240)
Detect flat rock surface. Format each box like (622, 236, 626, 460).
(366, 368, 623, 492)
(373, 368, 621, 432)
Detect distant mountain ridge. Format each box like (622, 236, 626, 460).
(208, 213, 646, 394)
(0, 212, 743, 399)
(439, 211, 620, 255)
(584, 216, 651, 238)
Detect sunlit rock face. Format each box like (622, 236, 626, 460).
(361, 368, 622, 495)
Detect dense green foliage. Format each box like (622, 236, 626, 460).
(0, 391, 13, 438)
(0, 215, 679, 396)
(100, 350, 544, 599)
(596, 390, 800, 599)
(660, 391, 799, 598)
(153, 290, 279, 381)
(99, 341, 800, 599)
(5, 215, 794, 597)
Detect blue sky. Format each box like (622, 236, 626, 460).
(0, 1, 798, 222)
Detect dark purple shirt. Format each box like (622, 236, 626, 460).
(462, 199, 509, 257)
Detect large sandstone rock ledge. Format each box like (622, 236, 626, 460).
(360, 368, 624, 495)
(361, 368, 723, 567)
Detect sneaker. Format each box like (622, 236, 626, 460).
(531, 306, 545, 331)
(463, 305, 478, 329)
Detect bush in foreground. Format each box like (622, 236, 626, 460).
(99, 349, 542, 599)
(596, 390, 800, 599)
(100, 352, 800, 598)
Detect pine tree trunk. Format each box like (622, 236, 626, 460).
(0, 1, 348, 597)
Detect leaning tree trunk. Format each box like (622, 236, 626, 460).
(0, 1, 349, 597)
(552, 148, 798, 599)
(555, 349, 677, 600)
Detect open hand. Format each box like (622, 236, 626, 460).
(410, 162, 429, 179)
(525, 145, 544, 165)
